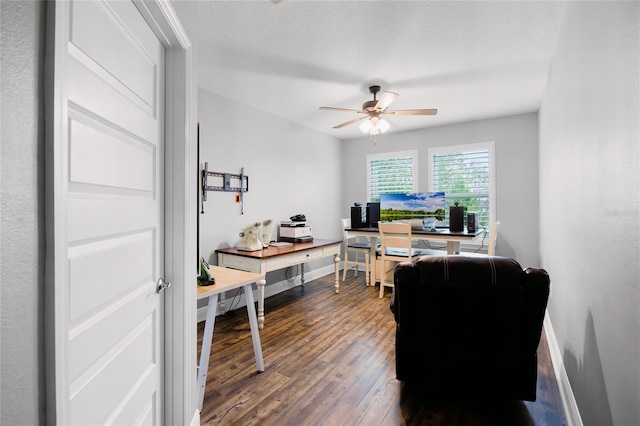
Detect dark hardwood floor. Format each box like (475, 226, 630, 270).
(197, 271, 566, 425)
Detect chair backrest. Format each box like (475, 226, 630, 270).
(341, 218, 351, 243)
(487, 221, 501, 256)
(378, 221, 413, 259)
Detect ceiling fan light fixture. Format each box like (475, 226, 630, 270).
(360, 116, 389, 135)
(377, 118, 390, 133)
(359, 119, 371, 133)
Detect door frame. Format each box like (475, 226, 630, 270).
(44, 1, 197, 424)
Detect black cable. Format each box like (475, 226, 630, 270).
(224, 288, 243, 315)
(418, 239, 447, 250)
(285, 264, 300, 282)
(473, 228, 489, 253)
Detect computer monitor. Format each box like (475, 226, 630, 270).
(380, 192, 446, 226)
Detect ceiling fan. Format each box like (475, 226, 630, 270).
(319, 85, 438, 135)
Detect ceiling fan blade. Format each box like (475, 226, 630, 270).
(319, 106, 363, 113)
(333, 115, 368, 129)
(385, 108, 438, 116)
(374, 91, 398, 111)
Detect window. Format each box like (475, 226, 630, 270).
(428, 142, 495, 228)
(367, 150, 418, 202)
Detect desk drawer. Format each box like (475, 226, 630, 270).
(217, 253, 261, 273)
(265, 248, 323, 271)
(322, 244, 340, 257)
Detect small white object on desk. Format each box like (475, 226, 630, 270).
(269, 241, 293, 247)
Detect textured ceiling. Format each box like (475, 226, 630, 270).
(172, 1, 568, 140)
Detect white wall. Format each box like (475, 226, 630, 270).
(6, 3, 636, 423)
(198, 88, 343, 285)
(0, 1, 46, 424)
(341, 113, 541, 268)
(539, 2, 639, 425)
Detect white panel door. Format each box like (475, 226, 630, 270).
(54, 1, 165, 424)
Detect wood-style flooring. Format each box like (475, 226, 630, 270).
(197, 270, 566, 425)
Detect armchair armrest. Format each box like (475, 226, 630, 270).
(521, 267, 551, 353)
(391, 261, 416, 323)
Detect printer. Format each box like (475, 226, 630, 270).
(279, 221, 313, 243)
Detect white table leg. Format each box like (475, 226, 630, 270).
(300, 263, 305, 286)
(446, 241, 462, 254)
(334, 254, 340, 293)
(364, 253, 370, 286)
(257, 278, 266, 329)
(243, 283, 265, 372)
(197, 293, 218, 410)
(369, 236, 377, 285)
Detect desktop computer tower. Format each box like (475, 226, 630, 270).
(449, 204, 465, 232)
(366, 202, 380, 227)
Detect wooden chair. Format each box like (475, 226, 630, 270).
(486, 220, 500, 256)
(378, 221, 420, 298)
(341, 218, 370, 285)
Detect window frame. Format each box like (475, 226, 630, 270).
(427, 141, 496, 230)
(366, 149, 419, 203)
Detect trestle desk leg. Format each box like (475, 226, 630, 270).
(197, 294, 218, 410)
(334, 254, 340, 293)
(243, 284, 265, 372)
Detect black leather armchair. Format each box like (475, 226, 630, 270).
(391, 255, 550, 401)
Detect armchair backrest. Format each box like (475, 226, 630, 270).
(392, 255, 550, 401)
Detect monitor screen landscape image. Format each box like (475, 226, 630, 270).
(380, 192, 446, 223)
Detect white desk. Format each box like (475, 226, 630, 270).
(196, 266, 266, 410)
(345, 226, 484, 282)
(216, 239, 342, 328)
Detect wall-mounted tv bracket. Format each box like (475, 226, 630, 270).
(201, 162, 249, 214)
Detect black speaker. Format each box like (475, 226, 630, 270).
(367, 202, 380, 227)
(351, 206, 365, 228)
(467, 212, 479, 233)
(449, 203, 465, 232)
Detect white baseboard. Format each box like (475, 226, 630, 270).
(190, 409, 200, 426)
(197, 263, 339, 323)
(544, 313, 584, 426)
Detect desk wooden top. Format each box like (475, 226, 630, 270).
(346, 226, 483, 238)
(215, 238, 341, 260)
(197, 265, 265, 300)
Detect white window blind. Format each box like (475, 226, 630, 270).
(428, 142, 495, 228)
(367, 150, 418, 202)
